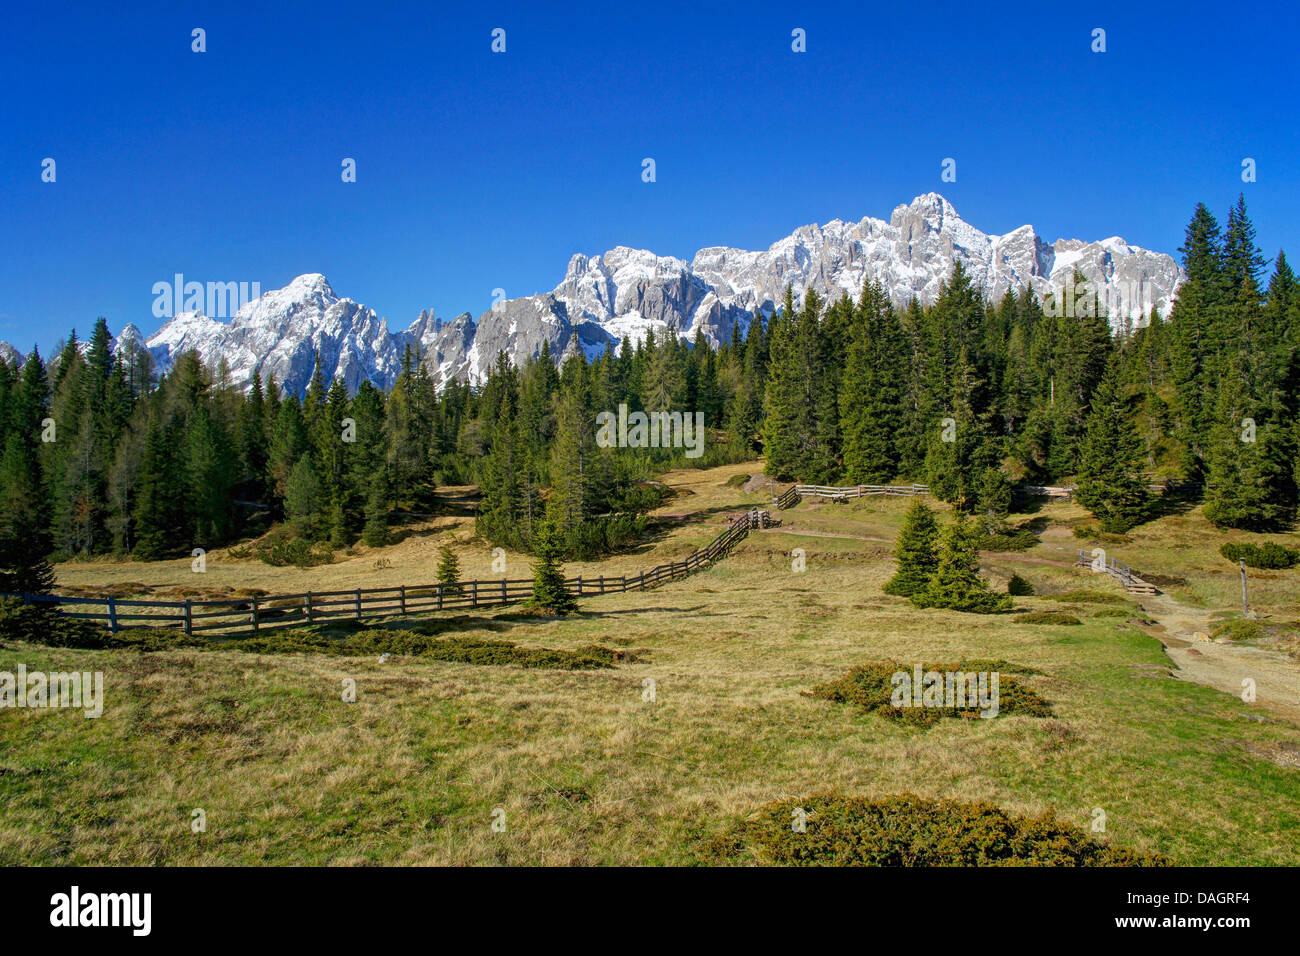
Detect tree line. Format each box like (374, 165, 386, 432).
(0, 196, 1293, 595)
(759, 195, 1298, 534)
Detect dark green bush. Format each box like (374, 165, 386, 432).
(1014, 611, 1083, 625)
(1, 601, 629, 669)
(1210, 618, 1300, 643)
(229, 530, 333, 568)
(1220, 541, 1300, 570)
(1044, 589, 1130, 606)
(1007, 573, 1034, 596)
(0, 598, 116, 647)
(981, 529, 1039, 552)
(561, 513, 649, 561)
(810, 659, 1052, 725)
(703, 793, 1168, 866)
(226, 630, 619, 668)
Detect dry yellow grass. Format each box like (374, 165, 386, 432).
(4, 462, 1298, 866)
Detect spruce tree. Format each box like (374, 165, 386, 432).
(285, 455, 323, 539)
(1075, 367, 1149, 532)
(437, 545, 463, 596)
(0, 432, 55, 594)
(132, 412, 184, 559)
(186, 403, 235, 545)
(975, 466, 1013, 536)
(548, 384, 591, 543)
(527, 516, 577, 614)
(883, 500, 940, 596)
(361, 472, 389, 547)
(910, 516, 1012, 613)
(924, 347, 996, 510)
(1203, 365, 1294, 529)
(762, 288, 825, 480)
(840, 281, 904, 482)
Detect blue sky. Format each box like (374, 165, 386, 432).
(2, 0, 1297, 354)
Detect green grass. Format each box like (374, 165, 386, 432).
(4, 461, 1299, 865)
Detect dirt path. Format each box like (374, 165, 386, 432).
(980, 549, 1300, 723)
(1133, 591, 1300, 724)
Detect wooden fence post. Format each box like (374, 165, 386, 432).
(438, 584, 443, 611)
(251, 595, 259, 632)
(598, 575, 604, 594)
(576, 576, 582, 596)
(501, 579, 507, 604)
(106, 597, 118, 634)
(471, 580, 478, 606)
(354, 589, 362, 620)
(183, 599, 193, 636)
(399, 585, 406, 615)
(305, 591, 314, 622)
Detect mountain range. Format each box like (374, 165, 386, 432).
(8, 194, 1184, 395)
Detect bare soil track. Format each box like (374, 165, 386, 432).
(1000, 549, 1300, 724)
(1133, 591, 1300, 724)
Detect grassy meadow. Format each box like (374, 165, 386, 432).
(3, 461, 1298, 865)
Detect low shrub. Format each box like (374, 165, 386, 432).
(1210, 618, 1300, 644)
(703, 793, 1168, 866)
(0, 598, 117, 647)
(225, 630, 621, 668)
(1014, 611, 1083, 625)
(1007, 573, 1034, 596)
(561, 513, 650, 561)
(911, 587, 1011, 614)
(1211, 619, 1265, 642)
(981, 529, 1039, 552)
(1, 602, 631, 669)
(810, 659, 1052, 725)
(1220, 541, 1300, 570)
(230, 530, 334, 568)
(1044, 589, 1130, 606)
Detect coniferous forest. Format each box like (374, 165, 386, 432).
(0, 198, 1296, 594)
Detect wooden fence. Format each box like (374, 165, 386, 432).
(2, 511, 771, 639)
(774, 483, 931, 509)
(1074, 549, 1159, 595)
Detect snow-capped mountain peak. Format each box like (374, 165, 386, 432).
(3, 195, 1183, 395)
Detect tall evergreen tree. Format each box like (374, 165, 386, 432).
(883, 500, 941, 596)
(910, 516, 1011, 613)
(1075, 364, 1150, 532)
(527, 516, 577, 614)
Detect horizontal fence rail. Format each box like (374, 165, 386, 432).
(775, 483, 931, 508)
(1, 510, 775, 640)
(1074, 549, 1159, 594)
